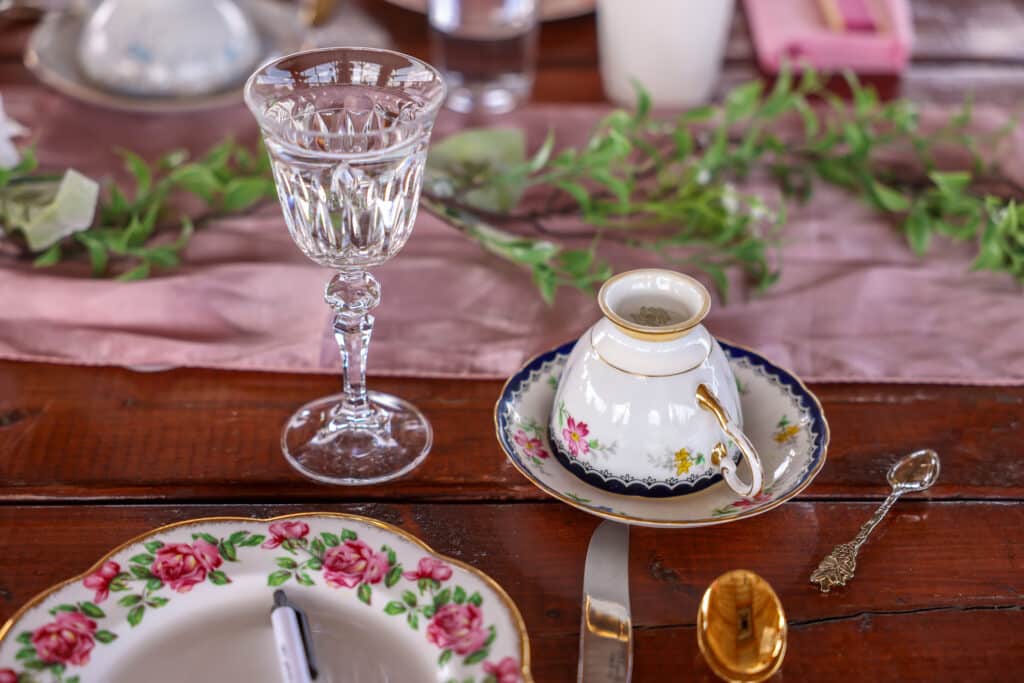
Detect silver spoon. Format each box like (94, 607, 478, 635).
(810, 448, 940, 592)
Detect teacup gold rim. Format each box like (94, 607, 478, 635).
(492, 337, 830, 528)
(597, 269, 711, 341)
(0, 512, 534, 683)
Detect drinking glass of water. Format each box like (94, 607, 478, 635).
(429, 0, 538, 114)
(244, 48, 445, 485)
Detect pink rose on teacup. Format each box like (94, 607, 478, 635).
(484, 657, 520, 683)
(82, 560, 120, 603)
(0, 668, 18, 683)
(322, 539, 389, 588)
(403, 557, 453, 583)
(427, 603, 487, 655)
(32, 611, 97, 666)
(262, 521, 310, 549)
(150, 539, 222, 592)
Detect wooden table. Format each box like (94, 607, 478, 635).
(2, 2, 1023, 681)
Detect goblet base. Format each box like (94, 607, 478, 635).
(281, 391, 432, 485)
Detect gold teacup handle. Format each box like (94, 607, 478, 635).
(696, 384, 764, 497)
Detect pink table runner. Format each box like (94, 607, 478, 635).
(1, 86, 1023, 385)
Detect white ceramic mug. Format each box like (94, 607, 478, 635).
(596, 0, 735, 108)
(550, 269, 764, 498)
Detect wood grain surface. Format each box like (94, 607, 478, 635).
(1, 0, 1023, 681)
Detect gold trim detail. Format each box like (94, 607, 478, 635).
(0, 512, 533, 683)
(493, 337, 830, 528)
(597, 269, 711, 342)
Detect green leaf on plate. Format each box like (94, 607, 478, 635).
(407, 612, 419, 630)
(467, 592, 483, 607)
(384, 601, 406, 615)
(438, 649, 453, 666)
(453, 586, 466, 604)
(208, 570, 230, 586)
(228, 531, 249, 545)
(320, 532, 339, 547)
(340, 529, 357, 542)
(147, 596, 169, 608)
(463, 648, 489, 665)
(268, 570, 292, 587)
(146, 578, 163, 591)
(433, 588, 451, 609)
(144, 540, 164, 553)
(382, 544, 397, 566)
(16, 631, 32, 645)
(94, 630, 117, 644)
(402, 590, 417, 607)
(16, 646, 36, 661)
(276, 557, 299, 570)
(296, 572, 315, 586)
(130, 553, 155, 566)
(357, 583, 372, 605)
(238, 534, 265, 547)
(127, 605, 145, 627)
(78, 602, 105, 618)
(118, 595, 142, 607)
(218, 541, 238, 562)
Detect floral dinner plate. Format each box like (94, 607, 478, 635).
(0, 513, 531, 683)
(495, 340, 829, 528)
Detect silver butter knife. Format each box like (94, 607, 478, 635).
(578, 520, 632, 683)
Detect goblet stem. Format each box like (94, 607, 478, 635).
(326, 269, 382, 425)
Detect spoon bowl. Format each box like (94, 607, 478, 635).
(697, 569, 787, 683)
(887, 448, 941, 493)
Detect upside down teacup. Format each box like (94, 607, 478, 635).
(549, 269, 765, 498)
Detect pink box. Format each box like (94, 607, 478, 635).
(743, 0, 913, 74)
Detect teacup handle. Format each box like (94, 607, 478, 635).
(696, 384, 764, 497)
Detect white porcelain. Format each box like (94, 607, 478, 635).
(78, 0, 263, 97)
(496, 340, 829, 528)
(0, 514, 532, 682)
(550, 269, 763, 498)
(597, 0, 734, 107)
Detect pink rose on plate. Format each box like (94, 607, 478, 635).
(322, 539, 389, 588)
(82, 560, 120, 603)
(150, 539, 222, 593)
(403, 557, 453, 583)
(32, 611, 97, 666)
(0, 668, 18, 683)
(562, 416, 590, 457)
(514, 430, 550, 460)
(484, 657, 520, 683)
(427, 603, 487, 656)
(262, 521, 310, 549)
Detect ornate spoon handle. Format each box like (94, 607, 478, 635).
(810, 488, 903, 592)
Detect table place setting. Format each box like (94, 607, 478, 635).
(1, 0, 1023, 681)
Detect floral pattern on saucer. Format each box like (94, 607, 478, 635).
(0, 515, 531, 683)
(495, 340, 829, 528)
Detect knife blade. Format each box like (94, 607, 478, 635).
(578, 520, 632, 683)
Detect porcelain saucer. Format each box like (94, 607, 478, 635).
(495, 340, 829, 528)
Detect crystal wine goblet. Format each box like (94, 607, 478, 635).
(244, 48, 446, 485)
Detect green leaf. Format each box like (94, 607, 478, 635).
(16, 646, 36, 660)
(904, 211, 931, 255)
(467, 592, 483, 606)
(484, 624, 497, 647)
(94, 629, 117, 644)
(147, 596, 169, 608)
(221, 176, 273, 212)
(305, 558, 322, 570)
(678, 105, 716, 123)
(433, 588, 452, 609)
(438, 649, 453, 666)
(218, 541, 237, 562)
(633, 82, 651, 121)
(357, 583, 372, 605)
(130, 553, 155, 566)
(929, 171, 971, 197)
(526, 130, 555, 174)
(127, 605, 145, 627)
(238, 534, 265, 547)
(276, 557, 299, 569)
(208, 570, 230, 585)
(116, 260, 151, 281)
(870, 182, 911, 212)
(228, 531, 249, 545)
(340, 529, 358, 542)
(144, 540, 164, 553)
(725, 80, 763, 121)
(453, 586, 467, 604)
(16, 631, 33, 644)
(146, 578, 164, 591)
(78, 602, 105, 618)
(382, 544, 398, 566)
(407, 611, 419, 630)
(33, 243, 61, 267)
(532, 264, 557, 306)
(384, 601, 407, 615)
(463, 648, 489, 665)
(423, 605, 436, 618)
(402, 590, 418, 607)
(171, 164, 222, 201)
(119, 149, 152, 199)
(555, 180, 591, 212)
(321, 532, 340, 547)
(296, 572, 315, 586)
(76, 232, 108, 276)
(268, 570, 292, 587)
(129, 565, 153, 580)
(427, 128, 527, 213)
(385, 565, 402, 588)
